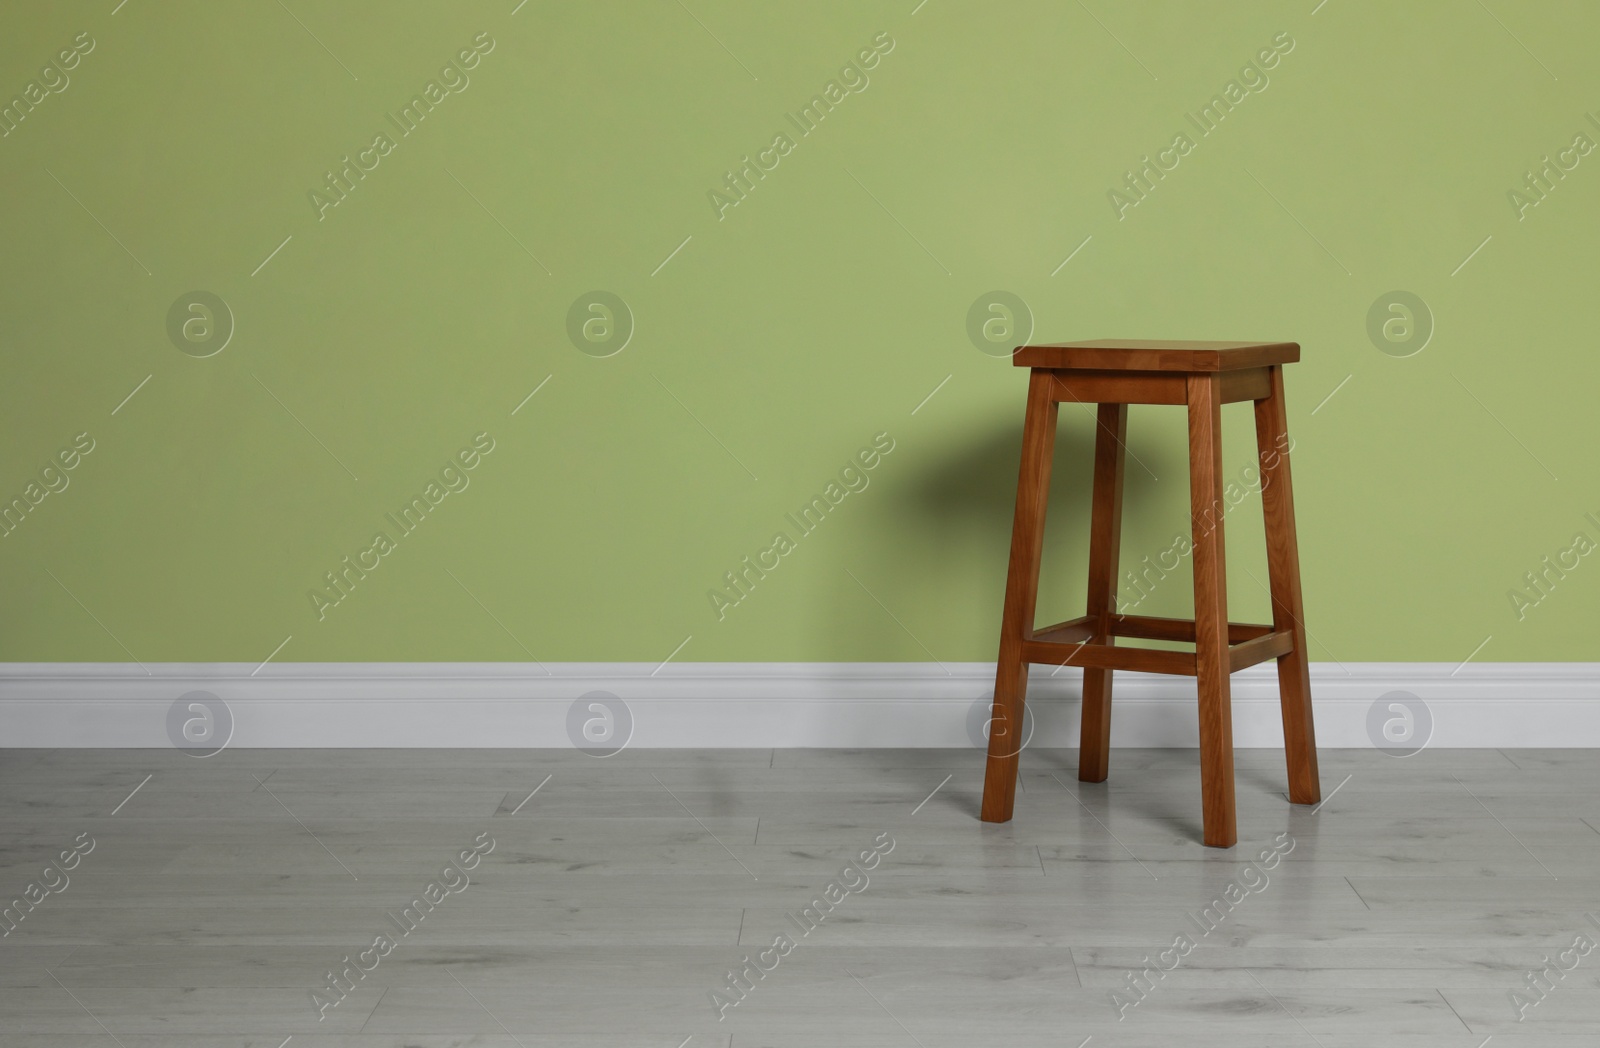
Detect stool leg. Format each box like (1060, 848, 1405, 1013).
(981, 370, 1059, 823)
(1186, 374, 1237, 849)
(1254, 366, 1321, 806)
(1079, 403, 1127, 784)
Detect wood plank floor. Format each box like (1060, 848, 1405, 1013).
(3, 746, 1600, 1045)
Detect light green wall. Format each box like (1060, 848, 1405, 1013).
(2, 1, 1595, 664)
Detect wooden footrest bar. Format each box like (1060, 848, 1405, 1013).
(1020, 638, 1197, 676)
(1227, 630, 1294, 672)
(1111, 613, 1273, 644)
(1021, 615, 1293, 677)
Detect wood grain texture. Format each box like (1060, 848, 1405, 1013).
(980, 369, 1058, 823)
(1049, 369, 1187, 405)
(1218, 365, 1273, 403)
(1015, 339, 1299, 372)
(1188, 372, 1237, 848)
(1078, 403, 1127, 784)
(1255, 364, 1322, 806)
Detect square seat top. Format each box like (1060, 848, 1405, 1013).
(1013, 339, 1300, 372)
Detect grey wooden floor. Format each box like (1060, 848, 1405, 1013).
(3, 746, 1600, 1046)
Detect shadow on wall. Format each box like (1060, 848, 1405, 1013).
(820, 406, 1178, 665)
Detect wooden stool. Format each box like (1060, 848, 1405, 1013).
(979, 339, 1321, 848)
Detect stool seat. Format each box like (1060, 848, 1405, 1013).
(979, 336, 1321, 849)
(1014, 339, 1300, 371)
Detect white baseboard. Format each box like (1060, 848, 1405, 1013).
(0, 662, 1596, 749)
